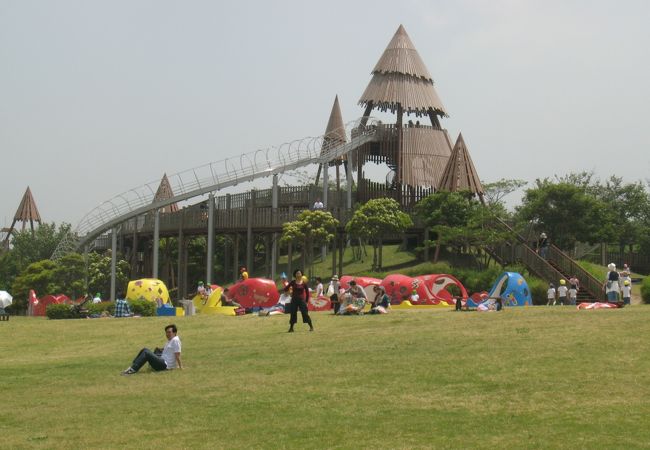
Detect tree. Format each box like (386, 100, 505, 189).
(416, 191, 509, 267)
(0, 222, 74, 291)
(345, 198, 413, 270)
(11, 260, 58, 313)
(87, 252, 131, 299)
(516, 180, 614, 249)
(52, 253, 86, 299)
(281, 210, 339, 275)
(416, 191, 474, 262)
(482, 178, 527, 208)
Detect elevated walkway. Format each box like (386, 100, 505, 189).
(53, 118, 383, 258)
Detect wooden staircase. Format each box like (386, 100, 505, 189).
(485, 218, 605, 302)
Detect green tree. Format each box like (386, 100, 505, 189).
(416, 191, 473, 262)
(52, 253, 86, 299)
(0, 222, 74, 291)
(482, 178, 527, 209)
(345, 198, 413, 270)
(516, 180, 614, 249)
(87, 252, 131, 299)
(281, 210, 339, 275)
(416, 191, 509, 267)
(11, 260, 58, 313)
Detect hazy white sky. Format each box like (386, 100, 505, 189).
(2, 0, 649, 227)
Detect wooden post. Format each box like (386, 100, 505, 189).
(177, 224, 183, 301)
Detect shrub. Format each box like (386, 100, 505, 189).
(46, 304, 79, 320)
(87, 301, 115, 316)
(129, 299, 156, 316)
(641, 277, 650, 304)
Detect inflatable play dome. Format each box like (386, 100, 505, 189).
(127, 279, 170, 304)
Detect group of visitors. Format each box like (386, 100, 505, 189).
(604, 263, 632, 304)
(546, 278, 579, 306)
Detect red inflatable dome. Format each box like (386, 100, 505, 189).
(229, 278, 279, 309)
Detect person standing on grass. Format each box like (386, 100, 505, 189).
(284, 269, 314, 332)
(315, 277, 324, 298)
(622, 280, 632, 305)
(604, 263, 620, 302)
(546, 283, 556, 306)
(557, 279, 568, 306)
(122, 324, 182, 375)
(568, 285, 578, 305)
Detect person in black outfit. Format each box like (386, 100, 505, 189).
(284, 269, 314, 332)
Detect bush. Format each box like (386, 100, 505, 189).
(129, 299, 156, 316)
(46, 304, 79, 320)
(87, 301, 115, 316)
(641, 277, 650, 304)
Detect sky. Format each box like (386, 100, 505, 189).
(1, 0, 649, 228)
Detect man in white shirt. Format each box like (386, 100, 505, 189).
(122, 324, 183, 375)
(313, 198, 324, 210)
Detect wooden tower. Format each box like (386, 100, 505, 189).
(356, 25, 454, 204)
(2, 187, 42, 244)
(316, 95, 347, 190)
(438, 133, 485, 203)
(153, 173, 179, 213)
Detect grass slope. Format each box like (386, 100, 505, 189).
(2, 307, 650, 449)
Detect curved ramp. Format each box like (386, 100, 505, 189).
(57, 118, 379, 254)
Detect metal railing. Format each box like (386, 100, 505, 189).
(52, 118, 382, 257)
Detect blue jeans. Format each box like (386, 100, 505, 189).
(607, 291, 619, 302)
(131, 348, 167, 372)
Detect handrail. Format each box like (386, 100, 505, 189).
(53, 118, 383, 256)
(548, 246, 606, 301)
(488, 217, 605, 301)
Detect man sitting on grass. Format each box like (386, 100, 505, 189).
(122, 324, 182, 375)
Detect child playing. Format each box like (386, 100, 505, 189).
(557, 279, 568, 306)
(546, 283, 556, 306)
(622, 279, 632, 305)
(568, 285, 578, 305)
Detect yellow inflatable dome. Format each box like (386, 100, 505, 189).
(127, 279, 170, 304)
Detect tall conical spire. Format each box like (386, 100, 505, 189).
(438, 133, 484, 202)
(359, 24, 447, 117)
(322, 95, 347, 154)
(3, 186, 42, 242)
(153, 174, 178, 213)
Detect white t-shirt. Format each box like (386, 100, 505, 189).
(622, 285, 632, 298)
(547, 288, 556, 299)
(92, 297, 102, 304)
(162, 336, 182, 369)
(558, 286, 568, 297)
(316, 282, 324, 297)
(568, 288, 577, 299)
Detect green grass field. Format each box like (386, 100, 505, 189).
(2, 306, 650, 449)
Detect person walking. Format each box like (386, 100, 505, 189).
(546, 283, 556, 306)
(284, 269, 314, 332)
(537, 233, 550, 259)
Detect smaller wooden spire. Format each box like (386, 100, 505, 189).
(321, 95, 347, 161)
(437, 133, 484, 202)
(3, 187, 42, 241)
(153, 174, 179, 213)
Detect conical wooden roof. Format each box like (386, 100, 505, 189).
(14, 187, 42, 223)
(359, 25, 447, 117)
(437, 133, 484, 197)
(153, 174, 179, 213)
(321, 95, 347, 158)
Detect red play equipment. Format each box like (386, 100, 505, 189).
(28, 290, 71, 316)
(380, 273, 468, 306)
(229, 278, 279, 309)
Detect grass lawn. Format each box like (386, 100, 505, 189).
(2, 306, 650, 449)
